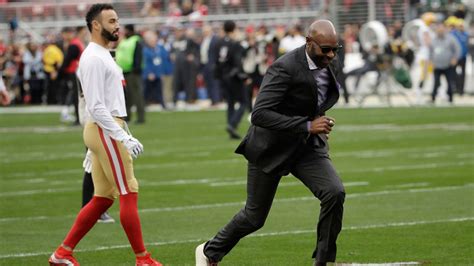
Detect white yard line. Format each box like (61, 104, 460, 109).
(3, 153, 472, 180)
(0, 216, 472, 259)
(336, 123, 473, 132)
(335, 263, 420, 265)
(210, 181, 369, 188)
(2, 159, 472, 194)
(0, 126, 79, 134)
(1, 143, 467, 165)
(0, 184, 472, 222)
(1, 160, 472, 196)
(391, 182, 430, 188)
(1, 123, 472, 134)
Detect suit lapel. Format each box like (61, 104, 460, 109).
(296, 46, 318, 113)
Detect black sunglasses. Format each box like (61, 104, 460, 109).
(307, 37, 342, 54)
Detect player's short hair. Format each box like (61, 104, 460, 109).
(85, 3, 115, 32)
(223, 20, 236, 33)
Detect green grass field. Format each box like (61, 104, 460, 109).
(0, 107, 473, 265)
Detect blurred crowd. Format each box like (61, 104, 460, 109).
(0, 1, 472, 117)
(342, 7, 471, 106)
(0, 19, 305, 109)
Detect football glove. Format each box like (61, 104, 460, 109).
(122, 137, 144, 159)
(82, 149, 92, 173)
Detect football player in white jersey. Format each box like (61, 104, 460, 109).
(49, 4, 162, 266)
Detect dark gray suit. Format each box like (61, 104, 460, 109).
(204, 45, 345, 263)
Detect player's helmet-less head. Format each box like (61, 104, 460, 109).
(85, 3, 115, 32)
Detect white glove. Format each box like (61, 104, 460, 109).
(82, 149, 92, 173)
(122, 137, 144, 159)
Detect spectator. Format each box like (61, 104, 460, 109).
(22, 41, 45, 104)
(142, 30, 168, 109)
(172, 27, 200, 104)
(200, 24, 221, 106)
(59, 26, 87, 124)
(431, 22, 461, 103)
(449, 18, 469, 95)
(43, 34, 64, 104)
(278, 24, 306, 54)
(165, 1, 182, 27)
(214, 20, 250, 139)
(116, 24, 146, 124)
(158, 30, 175, 108)
(242, 29, 267, 111)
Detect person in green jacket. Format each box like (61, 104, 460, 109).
(116, 24, 146, 124)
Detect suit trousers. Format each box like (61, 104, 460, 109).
(204, 145, 345, 263)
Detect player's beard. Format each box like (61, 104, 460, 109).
(101, 28, 119, 42)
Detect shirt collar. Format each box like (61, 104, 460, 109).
(305, 50, 318, 70)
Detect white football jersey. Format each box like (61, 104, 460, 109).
(78, 42, 129, 141)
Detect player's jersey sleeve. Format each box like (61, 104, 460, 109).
(80, 56, 129, 142)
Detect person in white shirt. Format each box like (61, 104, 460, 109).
(278, 24, 306, 54)
(48, 4, 162, 266)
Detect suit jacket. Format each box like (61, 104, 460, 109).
(235, 45, 340, 174)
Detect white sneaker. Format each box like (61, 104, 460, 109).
(97, 212, 115, 223)
(195, 242, 217, 266)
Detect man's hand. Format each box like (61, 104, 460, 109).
(147, 73, 156, 81)
(50, 71, 58, 80)
(82, 149, 92, 173)
(122, 137, 144, 159)
(308, 116, 335, 135)
(450, 58, 457, 66)
(244, 78, 252, 86)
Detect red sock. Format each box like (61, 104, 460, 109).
(119, 193, 146, 254)
(56, 246, 72, 256)
(63, 196, 114, 249)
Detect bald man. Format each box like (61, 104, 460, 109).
(196, 20, 345, 266)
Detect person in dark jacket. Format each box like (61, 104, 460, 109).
(213, 20, 251, 139)
(59, 26, 87, 124)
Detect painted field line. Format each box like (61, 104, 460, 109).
(2, 143, 466, 174)
(0, 184, 472, 223)
(391, 182, 430, 188)
(337, 123, 473, 132)
(2, 159, 472, 194)
(210, 181, 369, 188)
(1, 122, 471, 135)
(2, 143, 466, 166)
(2, 143, 236, 164)
(0, 216, 472, 260)
(3, 155, 472, 181)
(335, 263, 420, 265)
(0, 188, 78, 197)
(0, 126, 78, 134)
